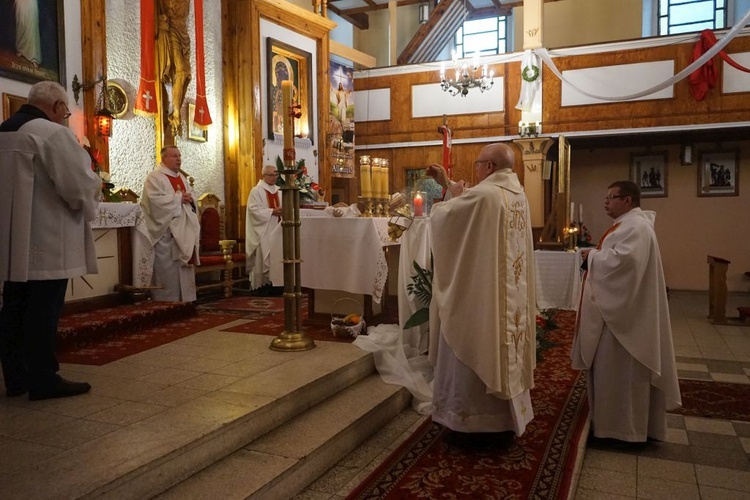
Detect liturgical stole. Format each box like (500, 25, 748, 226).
(266, 191, 280, 209)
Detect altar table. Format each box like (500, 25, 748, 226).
(534, 250, 583, 310)
(268, 214, 394, 303)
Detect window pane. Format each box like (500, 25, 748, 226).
(464, 32, 499, 55)
(670, 20, 714, 33)
(463, 18, 497, 35)
(660, 17, 668, 33)
(672, 0, 697, 4)
(715, 10, 726, 28)
(671, 2, 713, 24)
(717, 0, 724, 7)
(498, 40, 506, 54)
(659, 0, 669, 14)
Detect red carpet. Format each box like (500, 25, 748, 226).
(347, 310, 588, 500)
(671, 379, 750, 421)
(57, 311, 246, 365)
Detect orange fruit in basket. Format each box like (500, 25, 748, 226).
(343, 313, 361, 325)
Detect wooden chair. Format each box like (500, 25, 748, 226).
(195, 193, 246, 297)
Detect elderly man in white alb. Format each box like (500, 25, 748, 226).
(141, 145, 201, 302)
(245, 164, 282, 290)
(573, 180, 680, 446)
(426, 143, 536, 449)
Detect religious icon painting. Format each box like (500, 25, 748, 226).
(630, 152, 667, 198)
(0, 0, 66, 84)
(698, 150, 739, 197)
(266, 38, 313, 145)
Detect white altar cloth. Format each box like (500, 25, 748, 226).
(534, 250, 583, 310)
(91, 202, 153, 288)
(268, 216, 392, 303)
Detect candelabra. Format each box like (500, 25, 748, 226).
(519, 121, 541, 138)
(440, 53, 494, 97)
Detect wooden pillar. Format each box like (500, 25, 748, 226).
(513, 138, 554, 228)
(523, 0, 543, 49)
(389, 0, 397, 65)
(80, 0, 109, 171)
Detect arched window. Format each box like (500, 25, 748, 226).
(455, 16, 509, 58)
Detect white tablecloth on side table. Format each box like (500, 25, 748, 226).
(534, 249, 583, 310)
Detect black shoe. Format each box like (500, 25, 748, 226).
(29, 377, 91, 401)
(5, 386, 28, 397)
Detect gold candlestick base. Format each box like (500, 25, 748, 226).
(359, 197, 374, 217)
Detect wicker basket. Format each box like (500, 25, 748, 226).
(330, 297, 366, 338)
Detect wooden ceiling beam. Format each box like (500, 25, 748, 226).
(328, 4, 370, 29)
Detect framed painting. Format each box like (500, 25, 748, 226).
(698, 150, 739, 197)
(266, 37, 313, 144)
(2, 92, 26, 120)
(631, 152, 667, 198)
(0, 0, 66, 84)
(187, 102, 207, 142)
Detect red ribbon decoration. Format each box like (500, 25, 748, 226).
(690, 29, 750, 101)
(135, 0, 157, 117)
(193, 0, 213, 129)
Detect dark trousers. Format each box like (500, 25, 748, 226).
(0, 279, 68, 391)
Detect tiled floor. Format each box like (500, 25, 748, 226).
(296, 291, 750, 499)
(1, 291, 749, 499)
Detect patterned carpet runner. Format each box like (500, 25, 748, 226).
(347, 310, 588, 500)
(672, 379, 750, 421)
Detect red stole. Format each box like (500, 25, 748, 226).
(166, 174, 187, 193)
(266, 190, 280, 209)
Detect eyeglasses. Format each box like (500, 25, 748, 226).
(263, 173, 278, 177)
(604, 194, 628, 201)
(57, 101, 71, 119)
(474, 159, 494, 167)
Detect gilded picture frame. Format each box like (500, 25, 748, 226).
(2, 92, 27, 120)
(187, 102, 208, 142)
(0, 0, 66, 85)
(698, 150, 739, 197)
(631, 152, 668, 198)
(266, 37, 313, 144)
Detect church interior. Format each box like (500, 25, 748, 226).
(1, 0, 750, 497)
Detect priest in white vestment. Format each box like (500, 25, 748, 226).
(245, 164, 282, 290)
(573, 180, 681, 443)
(141, 146, 200, 302)
(427, 143, 537, 442)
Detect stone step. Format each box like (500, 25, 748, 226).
(1, 342, 382, 499)
(158, 374, 412, 499)
(57, 301, 197, 348)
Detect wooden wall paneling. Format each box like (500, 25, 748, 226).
(317, 34, 332, 199)
(80, 0, 108, 171)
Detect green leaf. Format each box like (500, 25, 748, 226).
(404, 308, 430, 329)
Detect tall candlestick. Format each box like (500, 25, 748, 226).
(372, 163, 383, 199)
(382, 166, 389, 197)
(282, 80, 293, 150)
(414, 193, 423, 217)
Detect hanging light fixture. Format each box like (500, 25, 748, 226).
(419, 2, 430, 24)
(71, 74, 115, 138)
(440, 51, 494, 97)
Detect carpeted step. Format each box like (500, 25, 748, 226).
(57, 301, 197, 349)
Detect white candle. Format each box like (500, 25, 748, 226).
(570, 202, 575, 223)
(579, 203, 583, 223)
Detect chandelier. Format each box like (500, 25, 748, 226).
(440, 53, 494, 97)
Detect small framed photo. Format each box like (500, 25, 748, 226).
(631, 152, 667, 198)
(698, 151, 739, 197)
(187, 102, 208, 142)
(2, 93, 27, 120)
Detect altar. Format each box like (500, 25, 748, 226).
(268, 212, 395, 302)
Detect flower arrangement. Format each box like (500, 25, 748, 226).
(577, 223, 593, 247)
(274, 156, 324, 204)
(82, 138, 119, 202)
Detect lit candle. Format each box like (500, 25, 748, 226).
(282, 80, 293, 150)
(414, 193, 423, 217)
(382, 165, 389, 197)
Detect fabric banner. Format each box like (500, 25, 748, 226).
(690, 29, 750, 101)
(135, 0, 157, 117)
(438, 124, 452, 180)
(193, 0, 213, 129)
